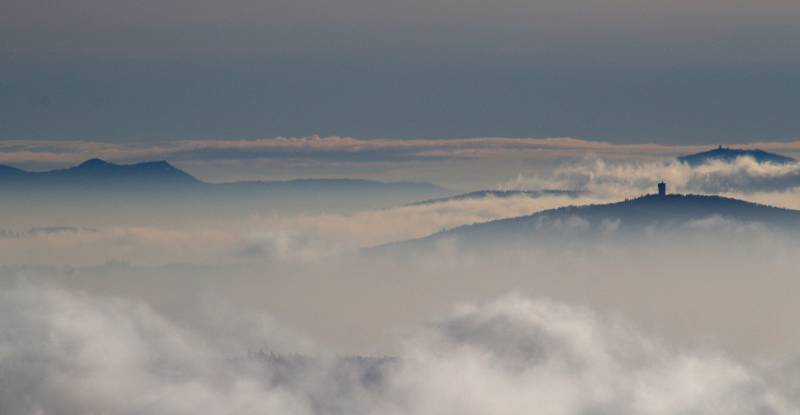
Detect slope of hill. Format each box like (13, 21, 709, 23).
(374, 194, 800, 253)
(678, 146, 796, 166)
(408, 190, 582, 206)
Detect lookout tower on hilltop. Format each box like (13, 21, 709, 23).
(658, 181, 666, 196)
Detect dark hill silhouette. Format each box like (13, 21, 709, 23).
(0, 159, 442, 193)
(48, 158, 201, 186)
(0, 165, 27, 178)
(408, 189, 583, 206)
(373, 193, 800, 253)
(678, 146, 795, 166)
(0, 159, 447, 220)
(0, 158, 201, 189)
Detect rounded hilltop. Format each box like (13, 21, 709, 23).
(678, 146, 796, 166)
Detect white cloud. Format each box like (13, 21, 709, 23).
(383, 295, 792, 414)
(0, 284, 794, 414)
(504, 156, 800, 199)
(0, 282, 318, 415)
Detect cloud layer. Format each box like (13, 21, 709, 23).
(0, 283, 794, 414)
(505, 156, 800, 201)
(0, 191, 603, 266)
(2, 176, 799, 268)
(6, 137, 800, 191)
(0, 136, 700, 168)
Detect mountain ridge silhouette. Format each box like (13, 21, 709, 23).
(0, 158, 443, 191)
(0, 159, 447, 217)
(678, 147, 796, 166)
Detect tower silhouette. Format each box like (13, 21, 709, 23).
(658, 181, 666, 196)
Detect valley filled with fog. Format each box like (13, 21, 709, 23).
(3, 144, 800, 413)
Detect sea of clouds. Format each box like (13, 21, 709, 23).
(7, 153, 800, 267)
(1, 282, 797, 415)
(5, 151, 800, 413)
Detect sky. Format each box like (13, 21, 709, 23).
(3, 0, 800, 144)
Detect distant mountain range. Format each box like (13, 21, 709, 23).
(678, 146, 796, 166)
(0, 159, 448, 224)
(0, 158, 442, 193)
(374, 193, 800, 253)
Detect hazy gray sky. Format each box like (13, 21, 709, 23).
(2, 0, 800, 144)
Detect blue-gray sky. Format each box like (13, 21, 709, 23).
(2, 0, 800, 144)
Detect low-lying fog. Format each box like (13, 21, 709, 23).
(5, 156, 800, 414)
